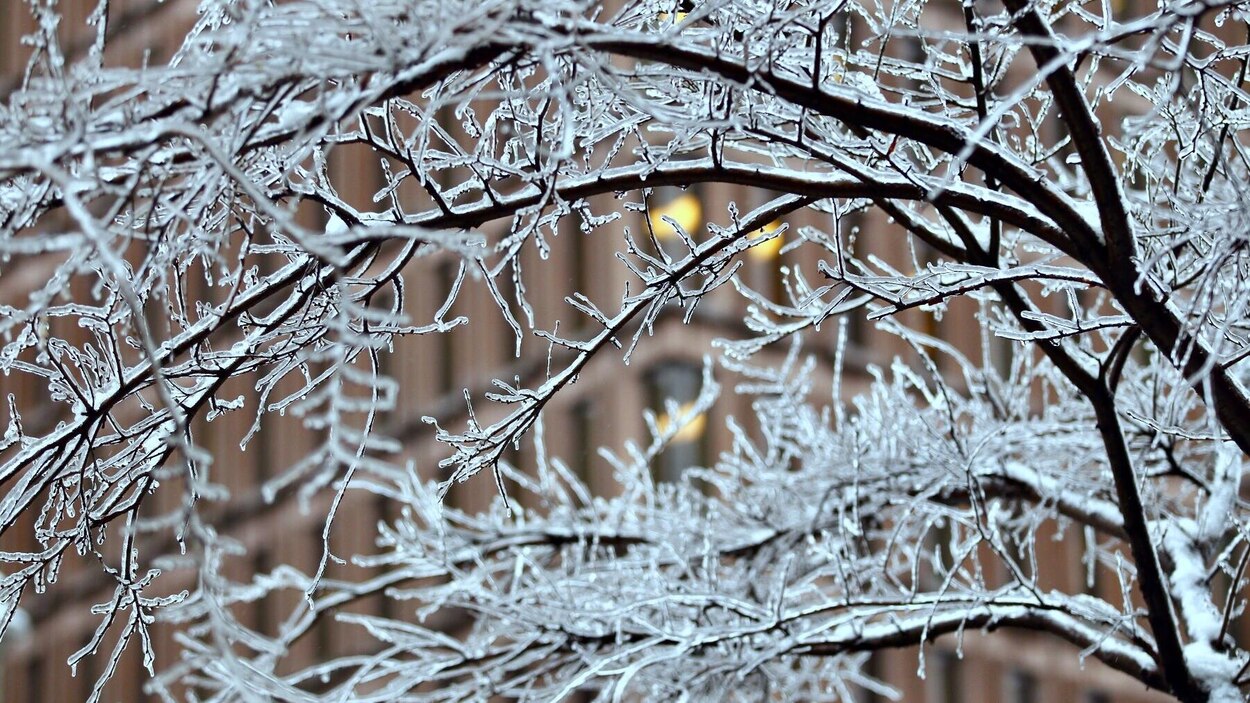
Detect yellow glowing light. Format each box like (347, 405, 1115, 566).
(656, 401, 706, 444)
(657, 11, 689, 23)
(648, 193, 702, 240)
(747, 220, 784, 261)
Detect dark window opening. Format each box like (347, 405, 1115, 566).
(647, 362, 706, 484)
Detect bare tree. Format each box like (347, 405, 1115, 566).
(2, 0, 1250, 700)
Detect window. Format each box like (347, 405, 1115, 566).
(436, 259, 459, 396)
(1082, 526, 1105, 598)
(374, 492, 400, 621)
(75, 635, 97, 701)
(914, 239, 943, 339)
(746, 217, 787, 302)
(647, 362, 706, 483)
(927, 650, 961, 703)
(25, 651, 43, 703)
(570, 398, 596, 490)
(369, 287, 397, 378)
(740, 188, 792, 303)
(252, 546, 274, 637)
(1005, 668, 1038, 703)
(253, 395, 273, 489)
(746, 219, 784, 261)
(988, 325, 1015, 378)
(839, 209, 868, 349)
(132, 655, 146, 702)
(921, 518, 956, 590)
(835, 4, 858, 54)
(564, 213, 595, 336)
(656, 7, 690, 25)
(310, 525, 336, 659)
(1084, 689, 1111, 703)
(569, 212, 587, 296)
(645, 188, 703, 258)
(857, 653, 884, 703)
(1111, 0, 1137, 18)
(1231, 561, 1250, 650)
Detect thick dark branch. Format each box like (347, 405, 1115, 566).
(999, 5, 1204, 699)
(397, 161, 1068, 249)
(1001, 0, 1133, 262)
(869, 179, 1193, 695)
(1090, 385, 1198, 700)
(582, 32, 1250, 466)
(585, 35, 1105, 265)
(799, 603, 1165, 692)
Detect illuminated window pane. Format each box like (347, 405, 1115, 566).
(647, 362, 705, 483)
(746, 220, 784, 262)
(655, 400, 707, 444)
(647, 191, 702, 243)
